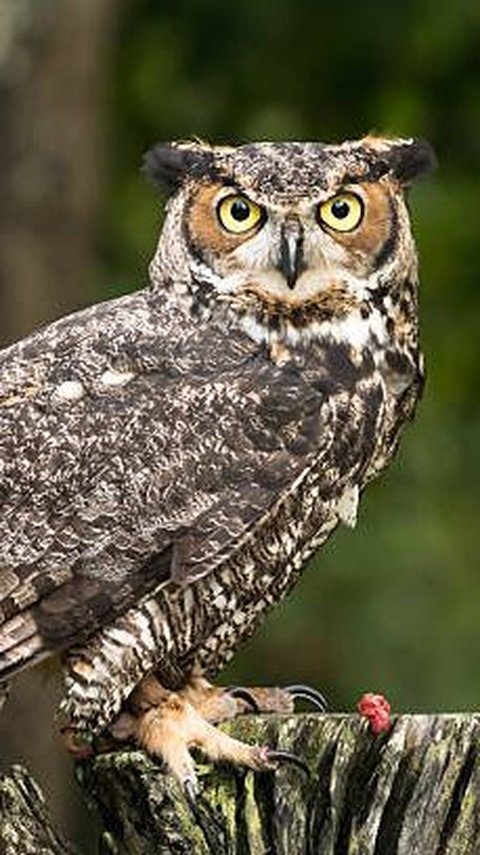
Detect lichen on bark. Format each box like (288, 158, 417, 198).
(0, 764, 78, 855)
(2, 714, 480, 853)
(78, 713, 480, 854)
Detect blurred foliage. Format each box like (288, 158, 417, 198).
(97, 0, 480, 712)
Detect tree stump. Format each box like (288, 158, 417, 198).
(0, 764, 77, 854)
(2, 714, 480, 853)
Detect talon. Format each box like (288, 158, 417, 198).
(267, 748, 311, 777)
(61, 726, 94, 759)
(226, 686, 260, 713)
(285, 683, 328, 712)
(183, 776, 199, 806)
(114, 674, 312, 790)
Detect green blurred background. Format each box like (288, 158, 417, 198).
(107, 0, 480, 711)
(1, 0, 480, 849)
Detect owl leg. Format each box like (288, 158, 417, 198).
(109, 673, 308, 797)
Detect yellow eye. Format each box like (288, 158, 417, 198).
(318, 192, 364, 232)
(217, 194, 264, 234)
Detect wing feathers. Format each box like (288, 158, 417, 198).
(0, 611, 45, 679)
(0, 290, 377, 680)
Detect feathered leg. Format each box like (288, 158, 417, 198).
(103, 671, 309, 797)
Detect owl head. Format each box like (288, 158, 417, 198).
(145, 137, 435, 347)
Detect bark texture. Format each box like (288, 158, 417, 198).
(77, 713, 480, 854)
(2, 714, 480, 854)
(0, 764, 77, 854)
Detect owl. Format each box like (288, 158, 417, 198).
(0, 136, 435, 794)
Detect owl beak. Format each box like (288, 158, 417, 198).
(278, 221, 305, 290)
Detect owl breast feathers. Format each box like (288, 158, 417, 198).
(0, 136, 435, 731)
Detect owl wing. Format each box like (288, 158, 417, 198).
(0, 290, 380, 676)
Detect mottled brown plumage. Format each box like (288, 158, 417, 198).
(0, 137, 434, 786)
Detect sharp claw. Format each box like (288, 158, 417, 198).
(183, 776, 199, 807)
(267, 749, 311, 778)
(285, 683, 328, 712)
(226, 686, 260, 713)
(61, 726, 94, 758)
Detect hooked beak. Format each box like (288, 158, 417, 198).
(278, 220, 305, 290)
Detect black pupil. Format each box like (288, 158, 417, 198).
(331, 199, 350, 219)
(230, 199, 250, 221)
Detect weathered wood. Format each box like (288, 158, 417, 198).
(2, 714, 480, 853)
(77, 714, 480, 854)
(0, 765, 78, 855)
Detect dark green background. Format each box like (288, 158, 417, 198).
(97, 0, 480, 713)
(2, 2, 480, 850)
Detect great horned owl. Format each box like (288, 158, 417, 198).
(0, 137, 434, 791)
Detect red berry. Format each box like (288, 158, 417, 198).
(357, 692, 392, 734)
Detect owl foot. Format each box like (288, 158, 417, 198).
(227, 682, 328, 714)
(108, 673, 309, 797)
(120, 672, 297, 722)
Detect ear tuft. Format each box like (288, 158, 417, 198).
(388, 138, 437, 185)
(142, 144, 188, 191)
(142, 141, 216, 192)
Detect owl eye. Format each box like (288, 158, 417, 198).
(217, 195, 264, 234)
(318, 192, 364, 232)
